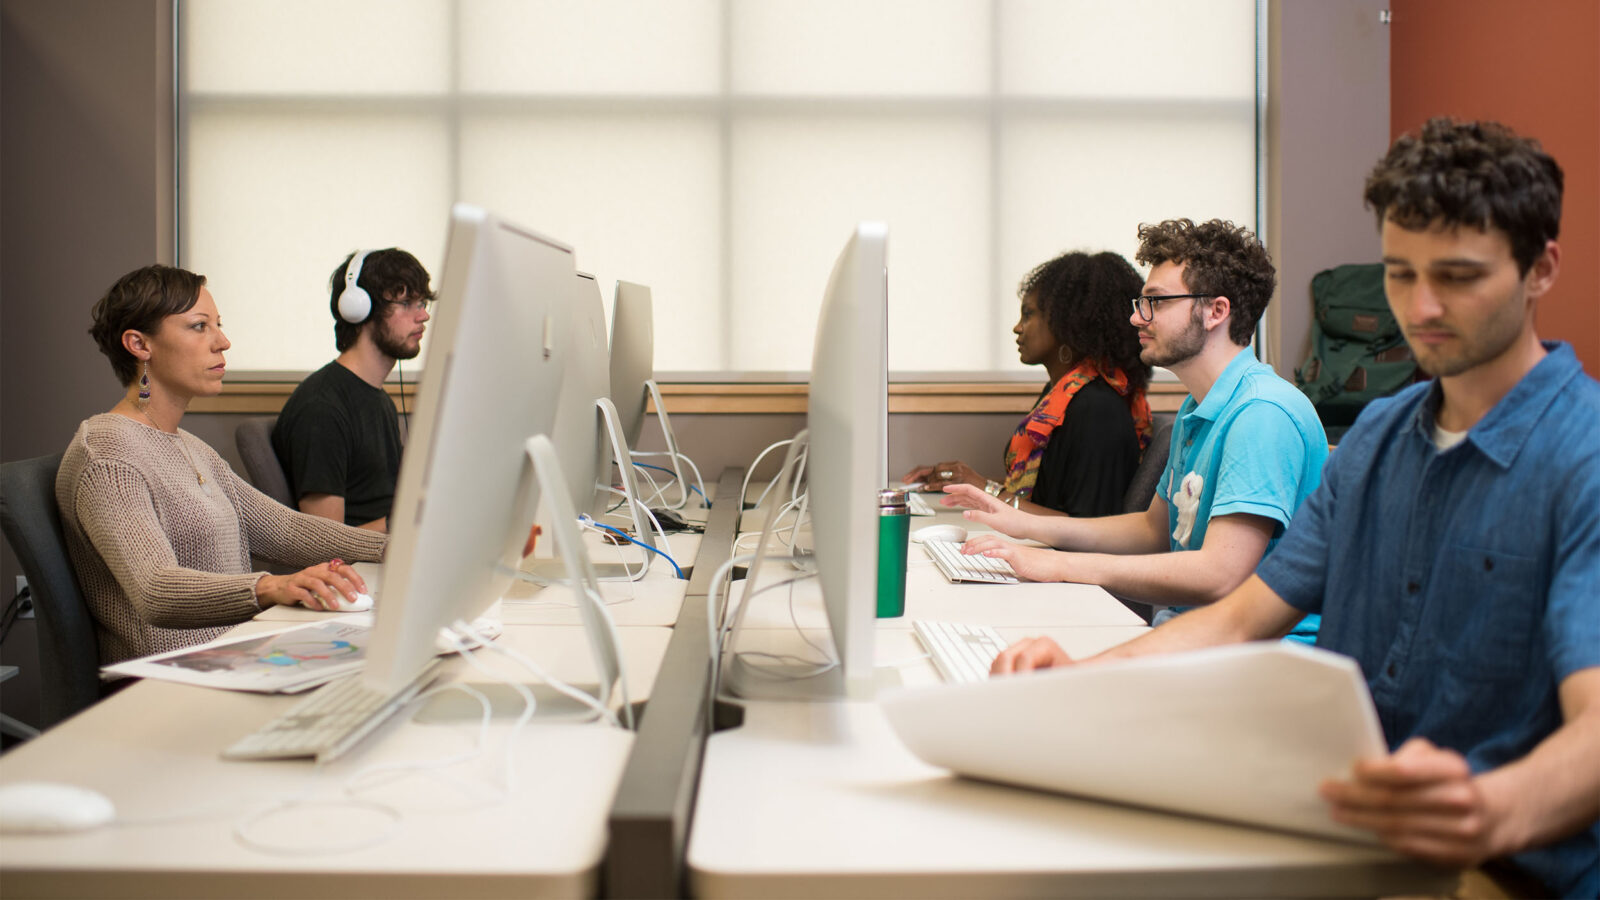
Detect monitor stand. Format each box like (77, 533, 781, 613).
(523, 398, 661, 583)
(624, 379, 707, 514)
(418, 435, 632, 727)
(715, 431, 851, 702)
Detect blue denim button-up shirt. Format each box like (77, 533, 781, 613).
(1258, 342, 1600, 897)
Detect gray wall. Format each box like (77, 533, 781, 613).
(1265, 0, 1390, 375)
(1, 0, 173, 732)
(0, 0, 1387, 732)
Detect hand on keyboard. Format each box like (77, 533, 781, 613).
(987, 635, 1076, 675)
(957, 534, 1062, 583)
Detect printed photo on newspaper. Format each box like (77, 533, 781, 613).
(102, 621, 370, 693)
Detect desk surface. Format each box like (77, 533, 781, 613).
(691, 626, 1448, 899)
(0, 622, 671, 899)
(728, 556, 1146, 631)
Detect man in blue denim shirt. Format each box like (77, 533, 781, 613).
(952, 220, 1326, 641)
(991, 120, 1599, 897)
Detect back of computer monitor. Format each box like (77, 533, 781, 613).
(547, 272, 614, 517)
(365, 205, 573, 693)
(805, 221, 888, 698)
(609, 281, 654, 451)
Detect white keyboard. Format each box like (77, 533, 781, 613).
(907, 492, 935, 516)
(922, 539, 1019, 584)
(913, 620, 1008, 683)
(222, 659, 443, 763)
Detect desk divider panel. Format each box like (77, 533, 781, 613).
(604, 467, 745, 898)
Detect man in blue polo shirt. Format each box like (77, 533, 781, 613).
(953, 219, 1327, 642)
(992, 119, 1599, 897)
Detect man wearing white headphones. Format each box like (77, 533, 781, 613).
(271, 248, 434, 531)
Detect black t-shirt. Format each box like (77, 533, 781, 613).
(1020, 377, 1141, 518)
(272, 361, 402, 527)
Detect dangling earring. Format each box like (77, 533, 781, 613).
(138, 361, 151, 402)
(1057, 346, 1072, 365)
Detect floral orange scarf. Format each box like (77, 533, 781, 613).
(1002, 361, 1152, 497)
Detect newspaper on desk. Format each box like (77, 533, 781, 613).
(101, 621, 369, 693)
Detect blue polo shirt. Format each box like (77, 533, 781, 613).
(1257, 342, 1600, 897)
(1155, 348, 1328, 641)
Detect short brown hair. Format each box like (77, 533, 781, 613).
(88, 265, 207, 385)
(1363, 118, 1562, 275)
(1135, 218, 1275, 346)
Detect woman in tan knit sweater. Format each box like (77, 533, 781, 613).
(57, 265, 389, 665)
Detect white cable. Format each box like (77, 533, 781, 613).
(740, 439, 793, 511)
(474, 617, 625, 730)
(599, 486, 677, 573)
(671, 451, 708, 508)
(630, 461, 669, 508)
(233, 631, 530, 857)
(577, 514, 644, 587)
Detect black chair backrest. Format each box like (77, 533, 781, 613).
(1123, 413, 1176, 514)
(0, 452, 102, 728)
(235, 416, 293, 507)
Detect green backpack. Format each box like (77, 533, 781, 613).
(1294, 263, 1422, 429)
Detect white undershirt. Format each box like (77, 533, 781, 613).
(1431, 420, 1468, 451)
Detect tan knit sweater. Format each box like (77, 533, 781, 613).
(56, 413, 387, 665)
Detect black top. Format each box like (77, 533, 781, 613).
(272, 361, 402, 527)
(1021, 377, 1141, 518)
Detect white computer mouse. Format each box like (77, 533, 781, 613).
(326, 592, 374, 612)
(912, 524, 967, 544)
(0, 781, 116, 834)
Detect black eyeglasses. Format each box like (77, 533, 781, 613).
(1130, 293, 1216, 322)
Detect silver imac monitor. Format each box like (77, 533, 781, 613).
(609, 280, 654, 451)
(364, 204, 573, 694)
(610, 280, 705, 513)
(528, 272, 655, 580)
(548, 272, 614, 515)
(725, 221, 888, 700)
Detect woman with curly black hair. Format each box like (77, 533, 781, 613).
(903, 251, 1152, 517)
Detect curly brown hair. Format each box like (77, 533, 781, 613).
(1364, 118, 1562, 276)
(1134, 218, 1274, 347)
(1019, 251, 1150, 392)
(89, 265, 208, 385)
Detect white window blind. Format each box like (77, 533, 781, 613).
(179, 0, 1259, 376)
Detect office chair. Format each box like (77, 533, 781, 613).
(0, 452, 103, 728)
(1112, 413, 1176, 624)
(234, 416, 294, 507)
(1122, 413, 1175, 514)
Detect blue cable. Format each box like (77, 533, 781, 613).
(580, 516, 685, 579)
(633, 462, 709, 505)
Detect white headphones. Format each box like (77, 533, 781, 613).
(336, 250, 373, 324)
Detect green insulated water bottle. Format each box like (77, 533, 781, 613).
(876, 488, 909, 618)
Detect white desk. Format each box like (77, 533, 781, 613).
(502, 578, 688, 628)
(726, 556, 1146, 631)
(690, 625, 1448, 898)
(0, 621, 671, 899)
(252, 561, 692, 629)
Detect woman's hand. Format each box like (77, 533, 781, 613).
(903, 460, 986, 493)
(255, 561, 369, 611)
(942, 484, 1035, 539)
